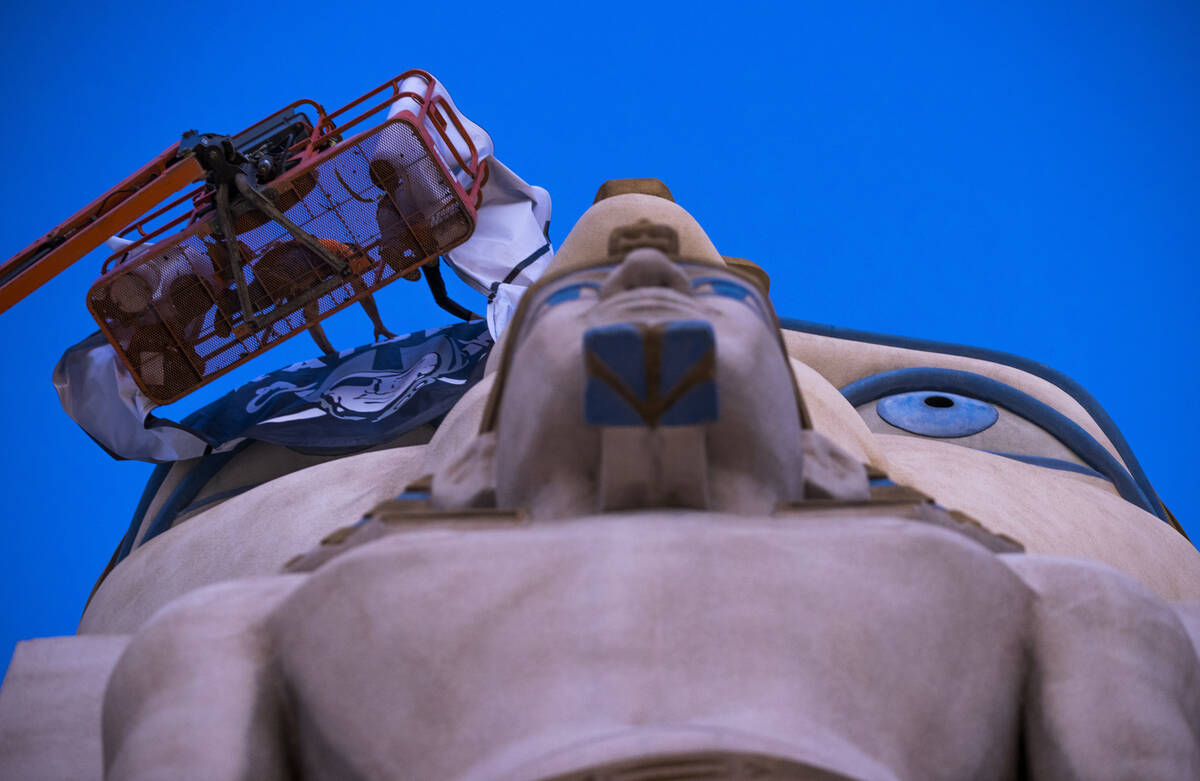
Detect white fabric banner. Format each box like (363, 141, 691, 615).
(386, 75, 553, 338)
(53, 332, 213, 462)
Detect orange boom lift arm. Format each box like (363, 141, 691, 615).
(0, 147, 205, 314)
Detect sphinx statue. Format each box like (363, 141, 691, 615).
(2, 180, 1199, 780)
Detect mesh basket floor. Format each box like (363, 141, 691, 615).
(88, 119, 472, 404)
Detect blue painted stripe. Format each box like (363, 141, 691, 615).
(985, 451, 1106, 479)
(781, 317, 1168, 523)
(135, 440, 254, 550)
(840, 367, 1155, 516)
(176, 482, 264, 517)
(114, 462, 172, 564)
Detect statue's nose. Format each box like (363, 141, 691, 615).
(599, 247, 692, 299)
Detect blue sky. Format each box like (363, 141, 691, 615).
(1, 1, 1197, 677)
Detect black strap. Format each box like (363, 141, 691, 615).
(423, 260, 480, 321)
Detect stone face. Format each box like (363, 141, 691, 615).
(5, 182, 1200, 779)
(461, 243, 809, 520)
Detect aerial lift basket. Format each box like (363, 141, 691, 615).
(0, 70, 487, 404)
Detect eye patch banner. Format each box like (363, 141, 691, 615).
(55, 320, 492, 461)
(184, 319, 492, 452)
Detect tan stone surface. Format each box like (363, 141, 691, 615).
(424, 374, 495, 474)
(103, 578, 301, 781)
(1005, 555, 1200, 778)
(1174, 602, 1200, 657)
(79, 444, 428, 635)
(549, 193, 725, 273)
(0, 635, 129, 781)
(875, 434, 1200, 600)
(788, 357, 876, 465)
(799, 430, 869, 500)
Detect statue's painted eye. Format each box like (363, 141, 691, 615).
(691, 276, 770, 323)
(692, 278, 751, 300)
(876, 391, 999, 438)
(543, 283, 600, 307)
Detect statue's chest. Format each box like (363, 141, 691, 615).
(272, 515, 1032, 780)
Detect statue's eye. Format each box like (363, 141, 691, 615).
(542, 283, 600, 309)
(545, 283, 600, 305)
(876, 391, 999, 438)
(692, 278, 751, 300)
(837, 364, 1163, 518)
(692, 276, 770, 322)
